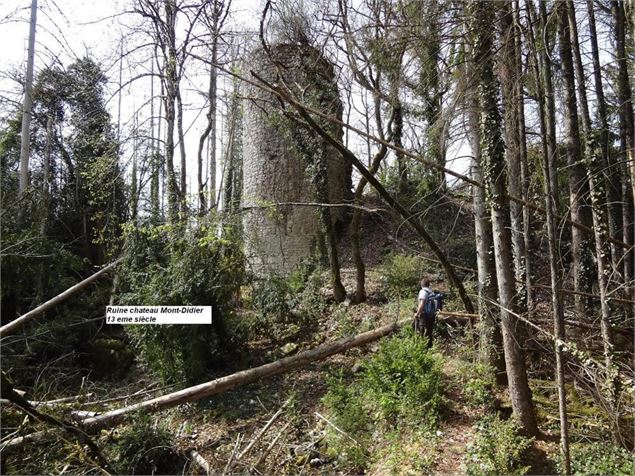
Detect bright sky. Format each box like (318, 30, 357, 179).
(1, 0, 264, 206)
(0, 0, 490, 209)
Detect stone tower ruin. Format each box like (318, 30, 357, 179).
(242, 44, 352, 275)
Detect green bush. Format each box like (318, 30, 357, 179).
(379, 253, 427, 298)
(321, 371, 372, 471)
(250, 261, 326, 339)
(321, 331, 444, 471)
(465, 415, 533, 476)
(252, 276, 293, 327)
(362, 331, 444, 425)
(109, 413, 181, 475)
(116, 223, 244, 384)
(562, 442, 634, 476)
(462, 363, 496, 409)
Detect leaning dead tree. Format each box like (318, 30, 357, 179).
(1, 318, 409, 450)
(0, 259, 122, 338)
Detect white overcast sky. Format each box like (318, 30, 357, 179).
(4, 0, 610, 203)
(0, 0, 264, 203)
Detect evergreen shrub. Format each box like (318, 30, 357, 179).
(322, 331, 444, 471)
(464, 415, 533, 476)
(117, 223, 244, 384)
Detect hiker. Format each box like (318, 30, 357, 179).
(412, 276, 442, 348)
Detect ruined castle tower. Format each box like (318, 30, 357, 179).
(242, 44, 352, 275)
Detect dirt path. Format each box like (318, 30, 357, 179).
(431, 359, 478, 475)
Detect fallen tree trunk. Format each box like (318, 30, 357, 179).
(0, 258, 122, 338)
(80, 318, 407, 432)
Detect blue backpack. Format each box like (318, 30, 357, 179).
(423, 290, 445, 315)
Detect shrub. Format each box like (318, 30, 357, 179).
(563, 442, 634, 476)
(362, 331, 444, 426)
(251, 261, 326, 339)
(116, 223, 244, 384)
(321, 371, 372, 471)
(465, 415, 533, 476)
(252, 276, 293, 329)
(379, 253, 426, 299)
(109, 413, 181, 475)
(462, 363, 496, 409)
(321, 331, 444, 471)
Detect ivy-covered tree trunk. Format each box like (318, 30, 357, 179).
(162, 0, 181, 224)
(558, 0, 617, 399)
(468, 105, 505, 383)
(512, 0, 533, 310)
(470, 0, 538, 436)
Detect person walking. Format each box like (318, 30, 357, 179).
(413, 276, 436, 348)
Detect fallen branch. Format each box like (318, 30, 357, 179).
(222, 433, 242, 476)
(251, 420, 292, 471)
(237, 398, 291, 461)
(79, 318, 407, 433)
(315, 411, 359, 445)
(77, 384, 165, 408)
(241, 202, 384, 214)
(0, 258, 122, 338)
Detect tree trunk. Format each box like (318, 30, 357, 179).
(18, 0, 38, 199)
(393, 101, 407, 195)
(197, 59, 217, 216)
(471, 0, 538, 436)
(150, 57, 161, 224)
(542, 7, 572, 471)
(469, 110, 505, 383)
(585, 0, 624, 285)
(556, 0, 594, 318)
(350, 142, 389, 304)
(176, 87, 187, 217)
(499, 0, 528, 314)
(513, 0, 533, 310)
(612, 0, 635, 309)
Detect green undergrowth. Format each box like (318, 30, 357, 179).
(561, 442, 634, 475)
(104, 413, 185, 475)
(320, 330, 444, 472)
(116, 223, 244, 385)
(464, 414, 534, 476)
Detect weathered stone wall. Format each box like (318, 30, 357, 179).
(242, 44, 352, 275)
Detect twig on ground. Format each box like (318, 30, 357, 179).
(315, 412, 359, 445)
(252, 420, 292, 471)
(222, 433, 242, 475)
(237, 397, 291, 461)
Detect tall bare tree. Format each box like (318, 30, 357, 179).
(18, 0, 38, 199)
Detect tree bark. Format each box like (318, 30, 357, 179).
(556, 0, 595, 318)
(512, 0, 533, 310)
(611, 0, 635, 309)
(18, 0, 38, 199)
(542, 6, 572, 469)
(499, 0, 528, 313)
(176, 87, 187, 217)
(471, 0, 538, 436)
(469, 115, 506, 383)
